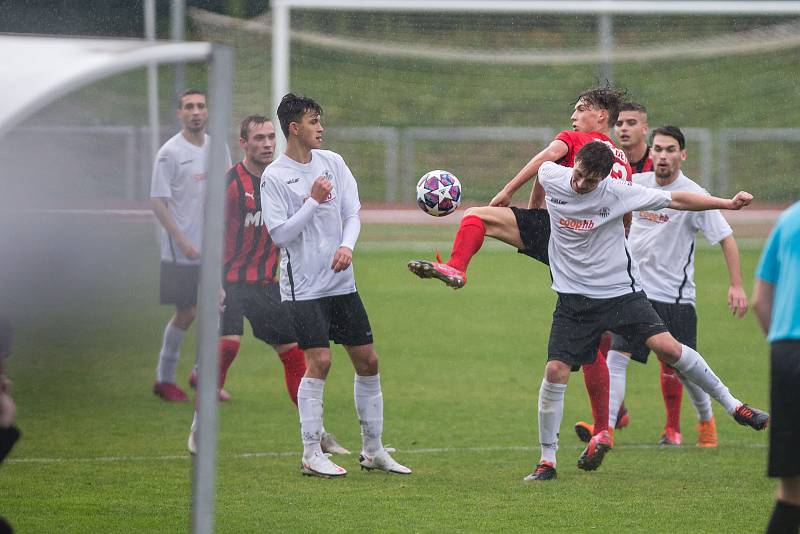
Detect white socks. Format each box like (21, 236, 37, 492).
(354, 374, 384, 455)
(607, 350, 630, 428)
(538, 379, 567, 466)
(677, 373, 714, 422)
(298, 377, 325, 458)
(672, 344, 740, 414)
(157, 322, 186, 383)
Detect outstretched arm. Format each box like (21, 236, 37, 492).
(490, 140, 568, 207)
(719, 235, 748, 318)
(668, 190, 753, 211)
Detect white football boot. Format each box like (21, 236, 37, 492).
(300, 451, 347, 478)
(321, 431, 351, 455)
(359, 448, 412, 474)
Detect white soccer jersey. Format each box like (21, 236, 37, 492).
(261, 149, 361, 301)
(150, 132, 230, 265)
(539, 161, 672, 298)
(629, 171, 732, 306)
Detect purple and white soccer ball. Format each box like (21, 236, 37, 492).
(415, 170, 462, 217)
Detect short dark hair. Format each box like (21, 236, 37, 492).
(575, 141, 615, 178)
(575, 83, 628, 127)
(178, 88, 205, 109)
(277, 93, 323, 138)
(651, 125, 685, 150)
(239, 115, 271, 140)
(619, 102, 647, 115)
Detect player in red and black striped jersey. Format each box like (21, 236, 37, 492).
(615, 102, 653, 174)
(187, 115, 349, 455)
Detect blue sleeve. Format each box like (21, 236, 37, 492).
(756, 224, 781, 284)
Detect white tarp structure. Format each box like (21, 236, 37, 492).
(0, 34, 232, 534)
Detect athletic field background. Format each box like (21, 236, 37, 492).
(0, 217, 774, 533)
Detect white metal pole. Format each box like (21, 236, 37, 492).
(598, 13, 613, 83)
(145, 0, 159, 162)
(191, 43, 234, 534)
(272, 0, 291, 153)
(171, 0, 186, 129)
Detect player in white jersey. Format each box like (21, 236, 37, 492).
(150, 89, 231, 402)
(604, 126, 749, 448)
(526, 141, 768, 481)
(261, 94, 410, 478)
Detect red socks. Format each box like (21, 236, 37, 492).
(218, 338, 240, 388)
(583, 334, 611, 434)
(660, 359, 683, 431)
(278, 346, 307, 406)
(447, 215, 486, 272)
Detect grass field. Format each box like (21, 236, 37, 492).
(0, 219, 774, 533)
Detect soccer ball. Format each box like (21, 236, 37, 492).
(415, 170, 462, 217)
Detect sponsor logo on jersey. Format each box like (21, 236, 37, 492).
(559, 217, 595, 230)
(244, 192, 255, 200)
(180, 159, 194, 165)
(194, 172, 207, 182)
(549, 196, 568, 205)
(244, 211, 265, 227)
(286, 177, 300, 184)
(638, 211, 670, 223)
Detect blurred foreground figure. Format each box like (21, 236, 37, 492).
(1, 317, 20, 533)
(753, 201, 800, 534)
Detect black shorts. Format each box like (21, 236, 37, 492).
(768, 340, 800, 478)
(285, 292, 374, 350)
(611, 300, 697, 364)
(221, 282, 296, 345)
(548, 290, 668, 370)
(510, 207, 550, 265)
(159, 262, 199, 308)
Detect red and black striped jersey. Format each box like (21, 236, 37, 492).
(554, 130, 633, 182)
(629, 145, 654, 174)
(223, 162, 279, 285)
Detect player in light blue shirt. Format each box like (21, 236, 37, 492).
(753, 200, 800, 534)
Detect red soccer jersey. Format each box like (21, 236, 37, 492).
(554, 130, 633, 182)
(223, 162, 279, 285)
(628, 145, 654, 174)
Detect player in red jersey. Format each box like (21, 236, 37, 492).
(188, 115, 348, 456)
(408, 85, 631, 459)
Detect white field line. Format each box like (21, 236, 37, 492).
(6, 442, 766, 465)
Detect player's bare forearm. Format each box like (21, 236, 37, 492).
(151, 198, 185, 244)
(490, 140, 567, 207)
(668, 191, 753, 211)
(752, 279, 774, 336)
(720, 235, 747, 317)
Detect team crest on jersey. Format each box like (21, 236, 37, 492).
(598, 207, 610, 218)
(321, 170, 334, 181)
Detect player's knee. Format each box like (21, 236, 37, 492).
(348, 345, 378, 375)
(173, 308, 195, 329)
(463, 206, 485, 220)
(544, 360, 570, 384)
